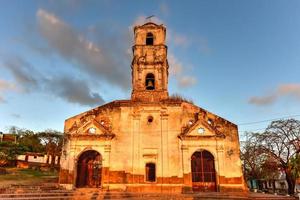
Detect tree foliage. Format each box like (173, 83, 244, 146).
(18, 130, 44, 153)
(241, 133, 279, 180)
(241, 119, 300, 194)
(0, 127, 63, 167)
(37, 129, 63, 166)
(0, 141, 29, 166)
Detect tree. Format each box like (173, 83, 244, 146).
(1, 126, 63, 167)
(7, 126, 44, 153)
(241, 133, 279, 185)
(254, 119, 300, 194)
(289, 153, 300, 184)
(0, 141, 29, 166)
(37, 130, 63, 167)
(18, 130, 44, 153)
(0, 152, 8, 166)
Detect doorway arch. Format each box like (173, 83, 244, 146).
(191, 150, 216, 192)
(76, 150, 102, 188)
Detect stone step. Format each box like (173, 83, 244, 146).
(72, 192, 249, 200)
(1, 190, 72, 195)
(0, 197, 72, 200)
(0, 191, 296, 200)
(0, 192, 73, 198)
(9, 186, 59, 189)
(0, 192, 77, 200)
(249, 198, 295, 200)
(0, 196, 295, 200)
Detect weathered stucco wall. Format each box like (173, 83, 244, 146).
(59, 22, 246, 193)
(59, 101, 246, 192)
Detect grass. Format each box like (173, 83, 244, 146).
(0, 168, 58, 186)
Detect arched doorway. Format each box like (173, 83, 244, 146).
(191, 150, 216, 192)
(76, 150, 102, 188)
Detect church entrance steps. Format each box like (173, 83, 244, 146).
(0, 184, 64, 195)
(0, 193, 74, 200)
(248, 192, 296, 200)
(0, 189, 297, 200)
(0, 183, 78, 200)
(62, 190, 299, 200)
(72, 191, 297, 200)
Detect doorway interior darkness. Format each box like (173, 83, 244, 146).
(76, 150, 102, 188)
(145, 163, 156, 182)
(191, 150, 216, 192)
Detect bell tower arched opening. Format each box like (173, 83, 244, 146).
(146, 32, 154, 45)
(145, 73, 155, 90)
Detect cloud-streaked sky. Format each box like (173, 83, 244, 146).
(1, 0, 300, 136)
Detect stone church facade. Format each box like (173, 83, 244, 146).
(59, 22, 246, 193)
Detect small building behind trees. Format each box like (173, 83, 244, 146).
(16, 152, 60, 169)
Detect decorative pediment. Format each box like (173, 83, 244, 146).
(82, 119, 109, 135)
(68, 119, 115, 140)
(178, 118, 225, 140)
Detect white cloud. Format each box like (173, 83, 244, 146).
(0, 79, 17, 92)
(46, 76, 104, 106)
(178, 76, 197, 88)
(168, 53, 197, 88)
(36, 9, 130, 89)
(2, 55, 104, 107)
(249, 83, 300, 106)
(0, 96, 5, 103)
(173, 34, 188, 47)
(0, 79, 18, 103)
(248, 94, 277, 106)
(167, 30, 189, 48)
(168, 54, 182, 75)
(3, 57, 38, 93)
(278, 84, 300, 99)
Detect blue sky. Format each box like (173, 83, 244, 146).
(1, 0, 300, 138)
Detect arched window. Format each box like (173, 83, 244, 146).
(145, 73, 155, 90)
(145, 163, 156, 182)
(146, 32, 154, 45)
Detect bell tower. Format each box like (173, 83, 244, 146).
(131, 22, 169, 102)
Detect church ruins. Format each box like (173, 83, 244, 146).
(59, 22, 246, 193)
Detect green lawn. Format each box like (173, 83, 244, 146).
(0, 168, 58, 186)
